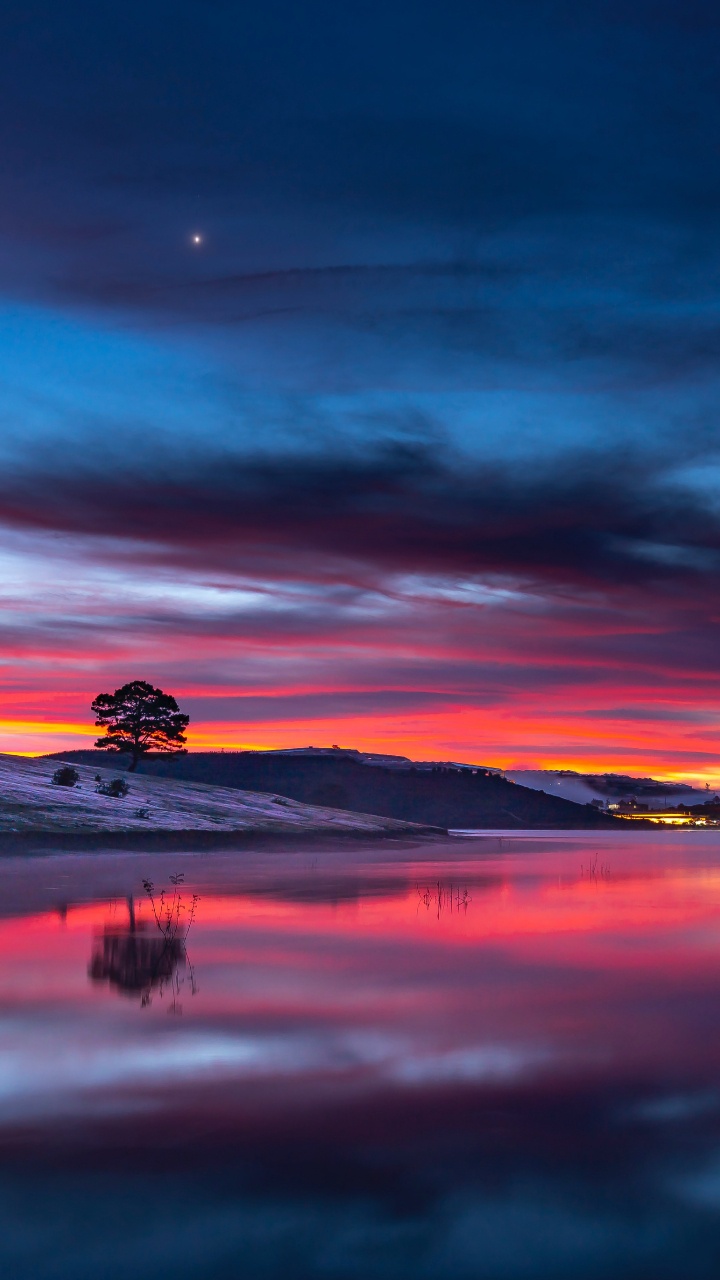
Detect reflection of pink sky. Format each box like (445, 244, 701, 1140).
(2, 846, 720, 1125)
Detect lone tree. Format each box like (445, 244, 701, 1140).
(91, 680, 189, 772)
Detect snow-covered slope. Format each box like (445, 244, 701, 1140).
(0, 755, 433, 834)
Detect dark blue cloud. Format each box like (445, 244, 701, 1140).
(0, 437, 718, 590)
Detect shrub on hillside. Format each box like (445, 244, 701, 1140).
(97, 777, 129, 798)
(52, 765, 80, 787)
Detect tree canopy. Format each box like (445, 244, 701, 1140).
(91, 680, 189, 772)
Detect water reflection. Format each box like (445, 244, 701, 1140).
(2, 835, 720, 1277)
(88, 877, 198, 1008)
(416, 880, 472, 916)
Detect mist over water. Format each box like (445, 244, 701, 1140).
(3, 834, 720, 1277)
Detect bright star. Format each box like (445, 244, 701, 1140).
(191, 233, 203, 246)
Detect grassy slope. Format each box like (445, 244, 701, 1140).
(0, 755, 435, 834)
(50, 751, 618, 828)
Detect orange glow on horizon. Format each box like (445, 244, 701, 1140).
(2, 705, 718, 787)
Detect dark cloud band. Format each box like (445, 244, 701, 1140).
(0, 442, 717, 592)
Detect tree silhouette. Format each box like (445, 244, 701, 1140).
(91, 680, 189, 772)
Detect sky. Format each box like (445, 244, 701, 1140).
(1, 0, 720, 779)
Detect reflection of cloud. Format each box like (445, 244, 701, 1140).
(628, 1092, 720, 1124)
(670, 1159, 720, 1208)
(390, 1044, 551, 1084)
(0, 1025, 554, 1122)
(0, 1029, 318, 1120)
(0, 1172, 674, 1280)
(0, 1062, 709, 1278)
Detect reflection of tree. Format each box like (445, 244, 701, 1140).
(89, 879, 198, 1010)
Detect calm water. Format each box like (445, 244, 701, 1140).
(3, 832, 720, 1278)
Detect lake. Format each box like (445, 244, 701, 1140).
(3, 831, 720, 1278)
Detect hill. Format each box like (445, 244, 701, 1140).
(507, 768, 701, 807)
(48, 750, 618, 829)
(0, 755, 435, 836)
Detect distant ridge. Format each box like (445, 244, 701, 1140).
(506, 768, 701, 809)
(47, 749, 618, 829)
(213, 746, 505, 773)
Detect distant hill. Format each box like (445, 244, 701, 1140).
(507, 769, 701, 808)
(47, 750, 618, 828)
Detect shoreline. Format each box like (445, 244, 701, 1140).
(0, 821, 673, 856)
(0, 826, 448, 855)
